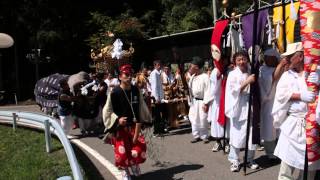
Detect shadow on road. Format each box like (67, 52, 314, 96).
(244, 155, 281, 176)
(139, 164, 204, 180)
(168, 127, 192, 136)
(255, 155, 281, 169)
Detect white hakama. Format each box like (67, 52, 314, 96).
(272, 70, 320, 171)
(259, 65, 277, 141)
(188, 73, 210, 139)
(225, 67, 256, 150)
(204, 68, 224, 138)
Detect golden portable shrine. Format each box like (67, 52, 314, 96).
(90, 42, 134, 73)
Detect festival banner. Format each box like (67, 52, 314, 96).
(242, 9, 268, 51)
(273, 2, 300, 53)
(210, 19, 229, 126)
(301, 0, 320, 163)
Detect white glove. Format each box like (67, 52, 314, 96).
(92, 85, 98, 92)
(161, 99, 169, 103)
(307, 72, 319, 85)
(300, 90, 316, 103)
(81, 88, 88, 96)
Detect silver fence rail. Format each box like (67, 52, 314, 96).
(0, 110, 83, 180)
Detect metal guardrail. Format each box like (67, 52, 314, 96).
(0, 110, 83, 180)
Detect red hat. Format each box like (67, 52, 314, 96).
(119, 64, 132, 74)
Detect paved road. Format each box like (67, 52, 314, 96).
(0, 105, 281, 180)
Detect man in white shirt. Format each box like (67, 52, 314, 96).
(272, 42, 320, 179)
(150, 60, 165, 135)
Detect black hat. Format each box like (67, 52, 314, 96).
(191, 56, 204, 68)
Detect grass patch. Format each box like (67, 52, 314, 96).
(0, 124, 72, 180)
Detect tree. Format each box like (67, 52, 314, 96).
(86, 11, 147, 50)
(158, 0, 212, 35)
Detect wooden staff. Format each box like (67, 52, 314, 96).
(243, 0, 258, 176)
(303, 144, 308, 180)
(281, 0, 287, 51)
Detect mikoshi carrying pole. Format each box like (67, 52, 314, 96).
(243, 0, 259, 176)
(281, 0, 287, 51)
(300, 0, 320, 179)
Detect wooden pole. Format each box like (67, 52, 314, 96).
(282, 0, 287, 51)
(243, 0, 258, 176)
(303, 144, 308, 180)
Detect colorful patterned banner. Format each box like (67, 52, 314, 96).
(301, 0, 320, 163)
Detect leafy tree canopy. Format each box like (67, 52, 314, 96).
(86, 11, 146, 50)
(0, 0, 277, 63)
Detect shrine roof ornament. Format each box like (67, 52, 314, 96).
(90, 39, 134, 62)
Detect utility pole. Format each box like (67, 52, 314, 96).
(0, 52, 3, 90)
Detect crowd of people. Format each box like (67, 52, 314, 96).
(54, 42, 320, 180)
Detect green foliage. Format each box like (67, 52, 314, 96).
(114, 14, 146, 44)
(36, 30, 62, 47)
(86, 11, 147, 50)
(139, 10, 159, 35)
(158, 0, 212, 35)
(0, 0, 261, 68)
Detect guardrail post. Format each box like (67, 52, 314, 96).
(12, 113, 17, 131)
(14, 93, 18, 105)
(57, 176, 72, 180)
(44, 119, 52, 153)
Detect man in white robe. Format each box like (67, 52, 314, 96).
(258, 48, 286, 159)
(272, 42, 320, 180)
(204, 67, 225, 151)
(225, 51, 259, 172)
(188, 57, 210, 143)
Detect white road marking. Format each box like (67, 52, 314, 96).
(71, 139, 123, 180)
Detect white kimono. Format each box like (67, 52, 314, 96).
(204, 68, 224, 138)
(225, 67, 256, 150)
(258, 65, 277, 141)
(273, 70, 320, 170)
(188, 73, 210, 139)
